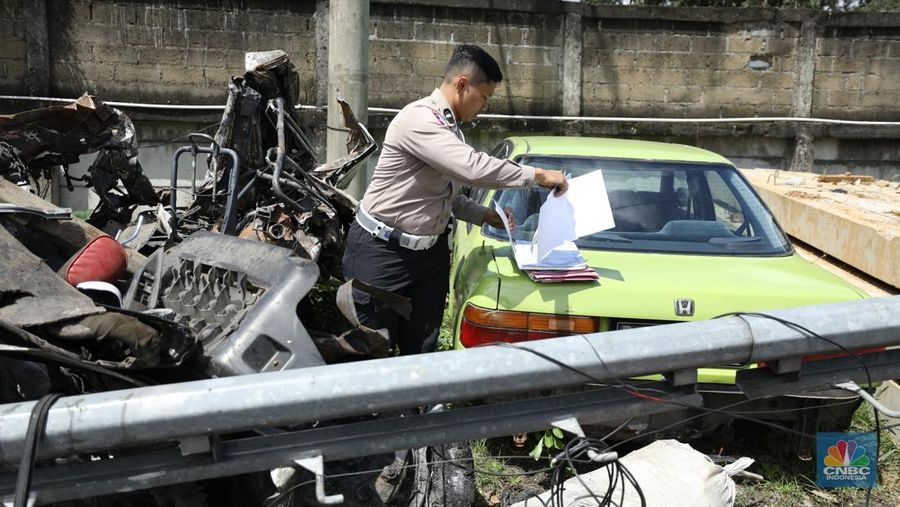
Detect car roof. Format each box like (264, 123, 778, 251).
(506, 136, 734, 165)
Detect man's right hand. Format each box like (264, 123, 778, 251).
(534, 168, 569, 196)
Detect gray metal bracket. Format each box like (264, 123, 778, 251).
(665, 368, 698, 387)
(294, 455, 344, 505)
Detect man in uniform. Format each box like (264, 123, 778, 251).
(343, 44, 568, 356)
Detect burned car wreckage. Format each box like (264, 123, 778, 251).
(0, 52, 468, 506)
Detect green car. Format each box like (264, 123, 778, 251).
(449, 136, 869, 441)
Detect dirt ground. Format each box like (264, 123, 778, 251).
(472, 404, 900, 507)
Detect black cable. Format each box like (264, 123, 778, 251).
(715, 311, 879, 506)
(493, 341, 819, 442)
(14, 393, 62, 507)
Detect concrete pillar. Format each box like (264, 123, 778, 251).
(315, 0, 329, 107)
(327, 0, 369, 199)
(789, 20, 817, 172)
(24, 0, 50, 96)
(562, 12, 583, 117)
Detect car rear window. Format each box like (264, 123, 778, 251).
(484, 156, 791, 256)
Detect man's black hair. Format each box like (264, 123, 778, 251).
(443, 44, 503, 85)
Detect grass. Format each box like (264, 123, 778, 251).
(470, 437, 550, 505)
(735, 403, 900, 506)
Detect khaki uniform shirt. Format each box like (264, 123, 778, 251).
(360, 89, 535, 236)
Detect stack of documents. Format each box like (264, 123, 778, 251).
(493, 170, 615, 284)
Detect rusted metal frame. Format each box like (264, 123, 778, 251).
(266, 98, 335, 215)
(169, 145, 241, 238)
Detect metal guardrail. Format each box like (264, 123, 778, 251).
(0, 296, 898, 504)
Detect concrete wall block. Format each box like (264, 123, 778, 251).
(370, 43, 401, 60)
(0, 0, 21, 20)
(160, 64, 204, 85)
(450, 24, 490, 44)
(584, 83, 628, 103)
(503, 80, 544, 98)
(508, 46, 557, 65)
(769, 90, 794, 106)
(91, 2, 138, 26)
(867, 57, 900, 76)
(827, 56, 868, 74)
(503, 63, 560, 81)
(766, 38, 796, 56)
(726, 35, 766, 54)
(853, 39, 889, 58)
(523, 27, 560, 47)
(815, 73, 847, 91)
(412, 59, 446, 77)
(489, 26, 525, 45)
(413, 22, 454, 42)
(628, 84, 667, 102)
(140, 47, 187, 66)
(206, 29, 246, 49)
(702, 87, 745, 106)
(204, 65, 240, 88)
(656, 34, 692, 52)
(372, 57, 415, 75)
(115, 63, 161, 84)
(818, 37, 849, 57)
(54, 60, 115, 83)
(662, 53, 712, 70)
(4, 59, 25, 79)
(183, 8, 220, 31)
(731, 86, 774, 105)
(665, 86, 701, 104)
(717, 70, 761, 88)
(372, 18, 412, 40)
(582, 65, 617, 84)
(0, 38, 26, 59)
(652, 69, 692, 86)
(716, 54, 750, 71)
(93, 44, 140, 64)
(613, 67, 654, 86)
(690, 36, 727, 54)
(120, 25, 157, 47)
(583, 31, 614, 50)
(245, 32, 290, 52)
(847, 74, 866, 91)
(862, 90, 900, 107)
(758, 70, 795, 89)
(603, 50, 636, 67)
(0, 21, 20, 40)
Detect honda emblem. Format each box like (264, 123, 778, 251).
(674, 298, 695, 317)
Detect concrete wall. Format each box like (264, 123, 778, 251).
(2, 0, 899, 183)
(41, 0, 318, 104)
(0, 0, 26, 93)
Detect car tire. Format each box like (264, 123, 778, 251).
(408, 442, 476, 507)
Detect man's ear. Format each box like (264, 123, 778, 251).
(455, 75, 469, 94)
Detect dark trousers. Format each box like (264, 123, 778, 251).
(342, 221, 450, 355)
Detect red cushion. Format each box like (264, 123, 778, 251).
(62, 236, 127, 285)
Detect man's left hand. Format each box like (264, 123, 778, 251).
(484, 207, 516, 232)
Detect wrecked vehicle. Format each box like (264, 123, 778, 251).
(0, 93, 159, 232)
(0, 51, 475, 505)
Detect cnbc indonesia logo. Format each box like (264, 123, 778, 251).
(817, 433, 877, 487)
(821, 439, 871, 482)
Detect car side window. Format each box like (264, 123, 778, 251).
(706, 172, 745, 232)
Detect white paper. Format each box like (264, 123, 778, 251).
(566, 170, 616, 238)
(514, 240, 587, 270)
(535, 191, 577, 261)
(492, 200, 514, 245)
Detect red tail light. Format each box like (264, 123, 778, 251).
(758, 346, 886, 369)
(459, 304, 600, 347)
